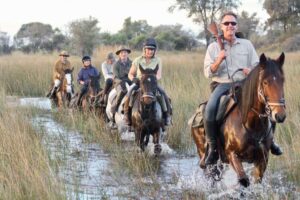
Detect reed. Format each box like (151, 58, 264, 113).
(0, 89, 65, 199)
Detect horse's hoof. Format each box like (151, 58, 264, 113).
(200, 158, 206, 169)
(239, 176, 250, 187)
(154, 144, 162, 155)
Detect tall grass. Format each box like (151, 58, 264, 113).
(0, 89, 65, 199)
(1, 50, 299, 188)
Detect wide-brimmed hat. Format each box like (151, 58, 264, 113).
(115, 45, 131, 55)
(59, 50, 69, 57)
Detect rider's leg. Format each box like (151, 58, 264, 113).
(204, 83, 231, 165)
(77, 84, 88, 106)
(100, 78, 113, 104)
(47, 79, 61, 98)
(270, 122, 283, 155)
(157, 86, 172, 125)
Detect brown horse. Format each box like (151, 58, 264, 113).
(51, 68, 75, 108)
(192, 53, 286, 187)
(131, 65, 164, 155)
(80, 74, 102, 111)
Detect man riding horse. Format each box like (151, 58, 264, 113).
(47, 50, 72, 99)
(203, 11, 282, 166)
(124, 38, 172, 131)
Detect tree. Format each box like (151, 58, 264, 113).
(263, 0, 300, 32)
(238, 11, 259, 39)
(119, 17, 152, 41)
(68, 16, 100, 56)
(0, 31, 12, 55)
(169, 0, 240, 47)
(14, 22, 54, 53)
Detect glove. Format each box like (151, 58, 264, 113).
(132, 77, 140, 85)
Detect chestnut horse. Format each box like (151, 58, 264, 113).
(51, 68, 75, 108)
(131, 65, 164, 155)
(192, 53, 286, 187)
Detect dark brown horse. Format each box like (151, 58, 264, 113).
(192, 53, 286, 187)
(51, 68, 75, 108)
(80, 74, 101, 111)
(131, 65, 164, 155)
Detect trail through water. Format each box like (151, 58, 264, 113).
(19, 97, 299, 199)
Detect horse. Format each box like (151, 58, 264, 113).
(191, 53, 286, 187)
(80, 74, 102, 112)
(50, 68, 75, 108)
(106, 83, 132, 133)
(131, 65, 164, 155)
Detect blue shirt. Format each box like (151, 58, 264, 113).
(77, 65, 100, 84)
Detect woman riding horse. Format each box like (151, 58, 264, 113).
(131, 65, 163, 155)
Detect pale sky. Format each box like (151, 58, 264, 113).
(0, 0, 268, 37)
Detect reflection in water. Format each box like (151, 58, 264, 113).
(21, 98, 299, 199)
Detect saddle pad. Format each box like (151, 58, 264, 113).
(188, 102, 206, 128)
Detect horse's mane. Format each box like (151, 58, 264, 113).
(237, 58, 284, 123)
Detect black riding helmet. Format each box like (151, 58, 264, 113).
(82, 55, 91, 62)
(143, 38, 157, 49)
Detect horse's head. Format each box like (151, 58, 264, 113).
(64, 67, 74, 94)
(258, 53, 286, 123)
(139, 64, 159, 105)
(88, 74, 101, 103)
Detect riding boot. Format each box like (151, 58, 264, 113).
(47, 86, 57, 99)
(163, 112, 171, 126)
(204, 120, 219, 165)
(270, 141, 283, 155)
(76, 92, 84, 106)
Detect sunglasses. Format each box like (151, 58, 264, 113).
(222, 21, 237, 26)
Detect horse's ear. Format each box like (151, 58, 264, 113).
(259, 53, 267, 68)
(153, 64, 159, 74)
(276, 52, 285, 67)
(139, 64, 145, 74)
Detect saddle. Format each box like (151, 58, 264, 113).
(188, 94, 236, 128)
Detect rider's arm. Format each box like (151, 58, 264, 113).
(77, 69, 84, 85)
(128, 63, 137, 81)
(156, 59, 162, 80)
(101, 62, 109, 80)
(204, 43, 225, 78)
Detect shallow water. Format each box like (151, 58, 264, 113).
(21, 97, 300, 199)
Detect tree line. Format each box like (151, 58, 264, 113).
(0, 0, 299, 56)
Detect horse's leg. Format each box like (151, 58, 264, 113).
(253, 152, 269, 183)
(140, 130, 146, 151)
(191, 127, 206, 169)
(228, 152, 250, 187)
(153, 131, 162, 155)
(56, 91, 63, 109)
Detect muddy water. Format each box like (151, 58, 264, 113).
(20, 98, 299, 199)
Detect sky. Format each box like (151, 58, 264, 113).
(0, 0, 268, 37)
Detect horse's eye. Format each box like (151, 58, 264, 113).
(263, 80, 268, 85)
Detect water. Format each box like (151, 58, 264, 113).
(20, 97, 300, 199)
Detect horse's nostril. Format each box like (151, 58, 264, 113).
(275, 114, 286, 123)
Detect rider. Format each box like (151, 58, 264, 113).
(77, 56, 100, 106)
(47, 50, 71, 98)
(125, 37, 172, 130)
(203, 11, 282, 166)
(100, 52, 116, 104)
(110, 46, 132, 123)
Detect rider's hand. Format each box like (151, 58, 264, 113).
(243, 68, 251, 75)
(218, 50, 226, 61)
(79, 80, 85, 85)
(132, 77, 140, 85)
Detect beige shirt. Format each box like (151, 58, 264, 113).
(53, 59, 71, 80)
(204, 38, 259, 83)
(132, 55, 162, 80)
